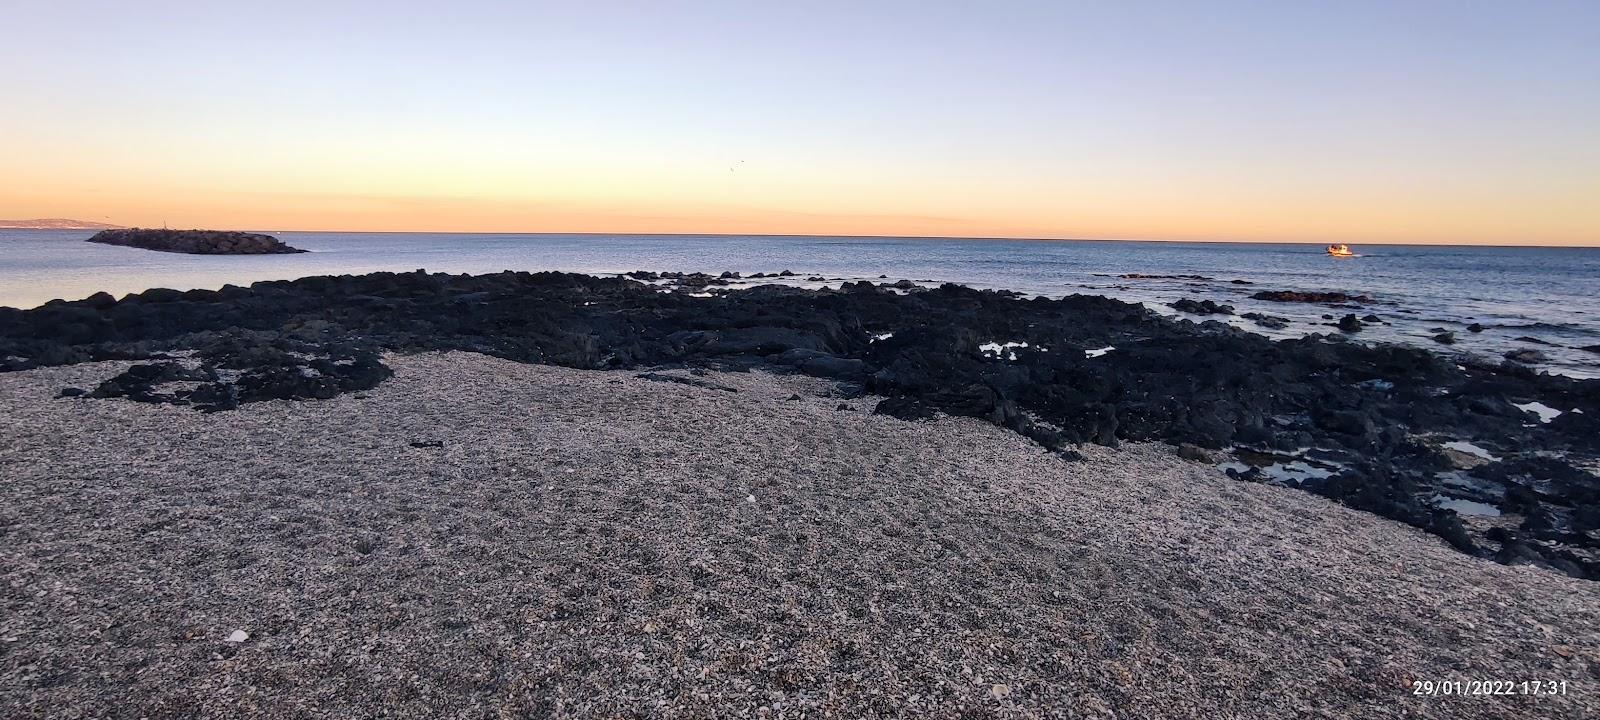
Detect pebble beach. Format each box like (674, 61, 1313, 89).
(2, 352, 1596, 719)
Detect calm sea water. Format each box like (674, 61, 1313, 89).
(3, 230, 1598, 377)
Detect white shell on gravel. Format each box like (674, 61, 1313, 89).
(225, 630, 249, 643)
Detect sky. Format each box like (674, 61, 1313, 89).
(1, 1, 1597, 245)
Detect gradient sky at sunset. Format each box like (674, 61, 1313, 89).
(2, 1, 1597, 244)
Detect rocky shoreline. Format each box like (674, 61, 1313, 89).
(2, 269, 1597, 579)
(87, 228, 306, 255)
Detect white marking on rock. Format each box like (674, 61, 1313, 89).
(1511, 401, 1562, 423)
(1442, 441, 1500, 462)
(980, 341, 1029, 361)
(1085, 346, 1115, 358)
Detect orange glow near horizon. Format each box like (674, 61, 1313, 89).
(8, 176, 1597, 246)
(6, 115, 1595, 245)
(3, 3, 1597, 246)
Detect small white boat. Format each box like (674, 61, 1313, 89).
(1326, 243, 1355, 257)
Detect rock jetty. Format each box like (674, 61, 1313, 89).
(87, 228, 306, 255)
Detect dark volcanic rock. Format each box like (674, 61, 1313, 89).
(3, 270, 1598, 577)
(1251, 290, 1372, 304)
(1241, 312, 1290, 329)
(87, 228, 306, 255)
(1336, 314, 1364, 333)
(1432, 332, 1456, 345)
(775, 348, 867, 379)
(1505, 348, 1548, 364)
(1170, 298, 1234, 315)
(1120, 273, 1212, 281)
(83, 334, 390, 411)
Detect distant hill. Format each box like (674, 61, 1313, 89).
(0, 218, 124, 230)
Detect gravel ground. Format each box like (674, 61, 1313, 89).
(1, 352, 1596, 719)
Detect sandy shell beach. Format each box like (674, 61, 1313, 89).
(1, 352, 1596, 718)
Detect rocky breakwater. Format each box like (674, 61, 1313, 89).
(2, 270, 1598, 579)
(86, 228, 307, 255)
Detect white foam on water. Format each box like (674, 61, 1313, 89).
(871, 333, 894, 342)
(1442, 441, 1501, 462)
(1085, 346, 1115, 358)
(1511, 401, 1562, 423)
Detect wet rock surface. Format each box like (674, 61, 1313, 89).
(1506, 348, 1550, 364)
(86, 228, 306, 255)
(1241, 312, 1290, 329)
(3, 269, 1598, 578)
(1169, 298, 1234, 315)
(1251, 290, 1373, 304)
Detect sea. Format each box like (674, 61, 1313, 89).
(3, 230, 1598, 378)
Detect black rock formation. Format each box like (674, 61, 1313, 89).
(1241, 312, 1290, 329)
(1170, 298, 1234, 315)
(87, 228, 306, 255)
(1251, 290, 1372, 304)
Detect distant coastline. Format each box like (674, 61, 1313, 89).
(0, 218, 123, 230)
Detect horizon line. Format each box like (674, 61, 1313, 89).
(7, 221, 1597, 249)
(65, 227, 1600, 249)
